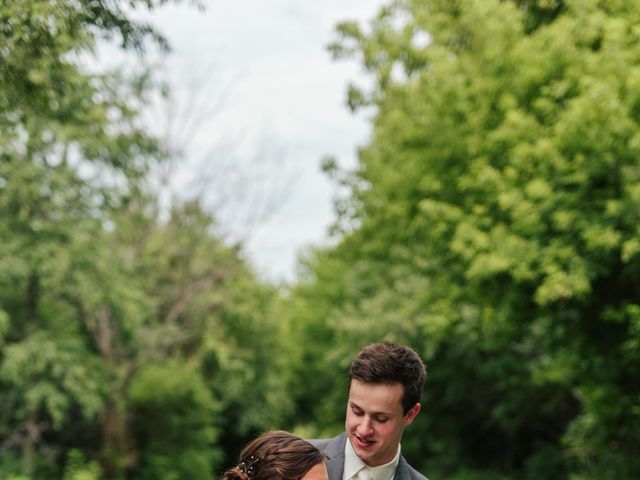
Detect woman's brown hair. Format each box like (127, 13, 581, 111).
(222, 431, 324, 480)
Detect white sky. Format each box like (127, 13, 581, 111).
(138, 0, 387, 283)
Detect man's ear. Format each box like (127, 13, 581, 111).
(404, 403, 421, 426)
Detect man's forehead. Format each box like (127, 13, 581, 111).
(348, 380, 405, 410)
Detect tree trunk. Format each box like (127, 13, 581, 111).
(22, 411, 39, 477)
(100, 399, 134, 479)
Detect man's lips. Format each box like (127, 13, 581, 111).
(354, 434, 376, 448)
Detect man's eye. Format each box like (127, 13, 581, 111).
(376, 417, 389, 423)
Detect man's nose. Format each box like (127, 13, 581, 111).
(357, 417, 374, 436)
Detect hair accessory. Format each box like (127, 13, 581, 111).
(237, 455, 258, 477)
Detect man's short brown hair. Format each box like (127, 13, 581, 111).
(348, 342, 426, 414)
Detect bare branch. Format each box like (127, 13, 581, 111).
(162, 270, 226, 327)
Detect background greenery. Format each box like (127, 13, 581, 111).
(1, 0, 639, 479)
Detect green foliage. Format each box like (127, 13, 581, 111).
(128, 361, 220, 480)
(1, 333, 106, 428)
(4, 0, 640, 478)
(0, 452, 29, 480)
(62, 450, 102, 480)
(283, 0, 640, 478)
(0, 0, 287, 478)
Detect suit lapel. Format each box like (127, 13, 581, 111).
(323, 433, 347, 480)
(394, 455, 410, 480)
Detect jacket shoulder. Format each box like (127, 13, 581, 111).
(409, 466, 428, 480)
(308, 433, 346, 456)
(308, 438, 332, 450)
(399, 455, 428, 480)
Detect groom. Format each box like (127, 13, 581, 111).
(311, 342, 428, 480)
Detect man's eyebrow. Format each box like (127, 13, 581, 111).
(349, 402, 393, 416)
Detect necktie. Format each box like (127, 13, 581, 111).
(352, 467, 369, 480)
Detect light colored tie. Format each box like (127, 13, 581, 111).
(352, 467, 369, 480)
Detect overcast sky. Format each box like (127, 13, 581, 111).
(139, 0, 387, 283)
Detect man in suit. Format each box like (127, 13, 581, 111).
(311, 342, 428, 480)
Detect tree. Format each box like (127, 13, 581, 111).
(286, 1, 640, 478)
(1, 2, 298, 477)
(0, 0, 171, 476)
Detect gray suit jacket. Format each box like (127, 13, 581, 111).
(309, 433, 428, 480)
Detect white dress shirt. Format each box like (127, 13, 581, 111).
(342, 437, 401, 480)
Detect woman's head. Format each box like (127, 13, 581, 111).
(223, 431, 327, 480)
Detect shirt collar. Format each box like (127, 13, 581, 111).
(343, 437, 401, 480)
